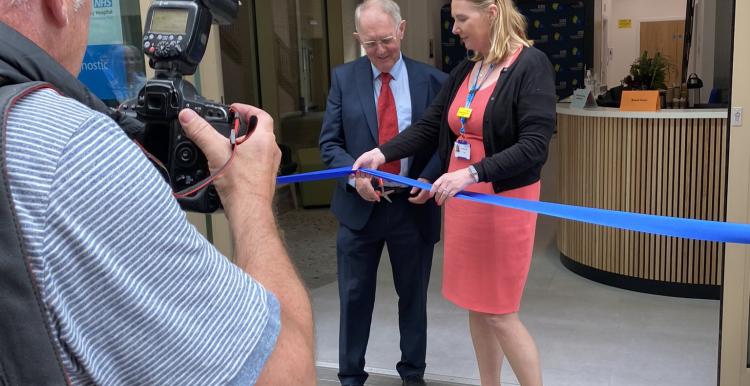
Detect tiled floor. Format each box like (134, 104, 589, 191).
(277, 136, 721, 386)
(287, 214, 719, 386)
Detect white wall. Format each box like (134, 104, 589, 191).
(690, 0, 715, 102)
(605, 0, 686, 87)
(594, 0, 604, 85)
(341, 0, 359, 63)
(395, 0, 447, 67)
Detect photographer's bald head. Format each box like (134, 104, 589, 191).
(1, 0, 92, 75)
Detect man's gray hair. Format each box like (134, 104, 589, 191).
(354, 0, 402, 32)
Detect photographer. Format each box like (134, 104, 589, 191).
(0, 1, 314, 385)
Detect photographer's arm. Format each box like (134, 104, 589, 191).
(179, 107, 315, 385)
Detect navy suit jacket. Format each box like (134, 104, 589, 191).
(319, 56, 448, 243)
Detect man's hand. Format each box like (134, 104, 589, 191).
(431, 168, 476, 206)
(179, 104, 281, 215)
(408, 178, 434, 204)
(355, 175, 381, 202)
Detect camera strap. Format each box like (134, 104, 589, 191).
(0, 81, 69, 385)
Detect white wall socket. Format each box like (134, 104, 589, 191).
(731, 107, 743, 127)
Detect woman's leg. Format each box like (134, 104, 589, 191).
(485, 312, 542, 386)
(469, 311, 504, 386)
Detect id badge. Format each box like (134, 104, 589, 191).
(454, 139, 471, 160)
(457, 107, 473, 119)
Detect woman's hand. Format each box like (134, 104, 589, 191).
(431, 168, 476, 206)
(352, 148, 386, 176)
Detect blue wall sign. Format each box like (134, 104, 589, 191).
(78, 44, 127, 102)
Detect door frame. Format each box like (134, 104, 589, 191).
(721, 0, 749, 383)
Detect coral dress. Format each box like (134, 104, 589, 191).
(442, 53, 540, 314)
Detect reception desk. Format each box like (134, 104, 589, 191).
(555, 104, 728, 299)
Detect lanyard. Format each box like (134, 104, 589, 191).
(460, 61, 495, 137)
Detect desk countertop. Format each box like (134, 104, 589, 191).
(556, 103, 727, 119)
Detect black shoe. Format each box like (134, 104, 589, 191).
(402, 375, 426, 386)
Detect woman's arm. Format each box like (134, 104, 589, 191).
(474, 54, 556, 182)
(379, 65, 461, 162)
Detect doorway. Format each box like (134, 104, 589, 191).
(218, 0, 330, 142)
(640, 19, 685, 87)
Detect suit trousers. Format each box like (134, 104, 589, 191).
(336, 193, 435, 386)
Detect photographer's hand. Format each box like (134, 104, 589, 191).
(178, 105, 280, 212)
(179, 105, 316, 385)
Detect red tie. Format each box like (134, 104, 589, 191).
(377, 72, 401, 175)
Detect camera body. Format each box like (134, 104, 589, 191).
(119, 0, 242, 213)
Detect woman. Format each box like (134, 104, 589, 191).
(352, 1, 556, 385)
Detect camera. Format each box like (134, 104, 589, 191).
(119, 0, 250, 213)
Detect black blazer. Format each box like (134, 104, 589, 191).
(319, 55, 448, 242)
(380, 46, 556, 193)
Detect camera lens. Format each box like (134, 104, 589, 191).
(175, 142, 197, 167)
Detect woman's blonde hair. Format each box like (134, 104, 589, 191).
(467, 0, 533, 64)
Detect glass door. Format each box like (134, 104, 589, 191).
(79, 0, 147, 107)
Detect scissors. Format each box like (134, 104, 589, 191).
(373, 177, 394, 203)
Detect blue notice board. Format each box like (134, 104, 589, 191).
(518, 0, 594, 100)
(78, 44, 127, 103)
(439, 1, 594, 100)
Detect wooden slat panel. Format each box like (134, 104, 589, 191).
(673, 120, 688, 283)
(556, 113, 727, 286)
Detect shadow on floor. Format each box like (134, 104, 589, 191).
(316, 366, 478, 386)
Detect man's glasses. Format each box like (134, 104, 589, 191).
(359, 35, 396, 50)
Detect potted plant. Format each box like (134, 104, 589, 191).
(622, 51, 669, 90)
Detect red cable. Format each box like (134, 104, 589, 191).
(173, 146, 236, 198)
(173, 111, 243, 199)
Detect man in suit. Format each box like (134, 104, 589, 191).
(319, 1, 448, 385)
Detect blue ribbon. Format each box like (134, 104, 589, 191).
(277, 167, 750, 244)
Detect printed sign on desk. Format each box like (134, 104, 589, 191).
(570, 88, 597, 109)
(620, 90, 660, 111)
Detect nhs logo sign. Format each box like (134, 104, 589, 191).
(88, 0, 122, 45)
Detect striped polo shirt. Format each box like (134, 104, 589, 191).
(4, 88, 279, 385)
